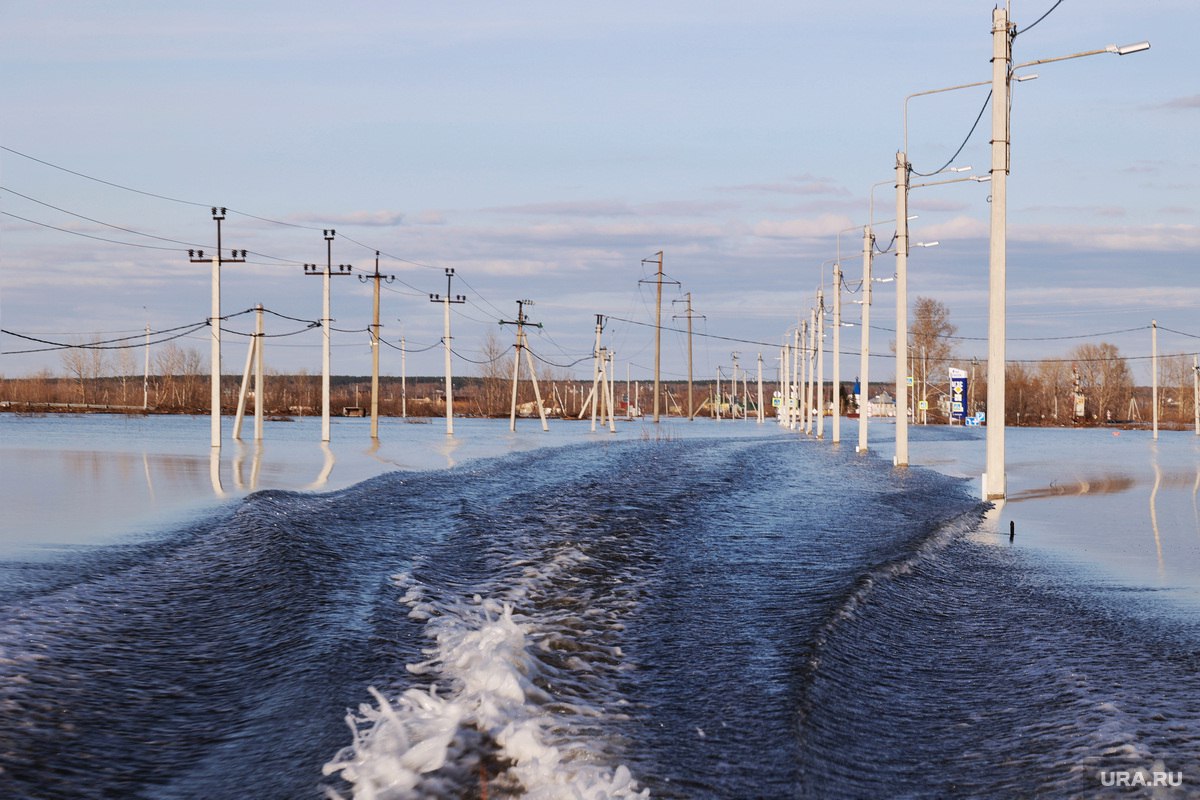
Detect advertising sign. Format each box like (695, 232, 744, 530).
(949, 367, 968, 421)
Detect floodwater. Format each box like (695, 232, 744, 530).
(1, 413, 1198, 798)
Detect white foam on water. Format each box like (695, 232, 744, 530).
(324, 554, 648, 799)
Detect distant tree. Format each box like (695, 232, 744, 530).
(60, 338, 108, 405)
(117, 344, 139, 406)
(1034, 358, 1072, 422)
(475, 331, 512, 417)
(1070, 342, 1133, 422)
(1160, 354, 1195, 423)
(908, 297, 956, 420)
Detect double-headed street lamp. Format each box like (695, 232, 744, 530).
(982, 8, 1148, 499)
(893, 12, 1147, 494)
(893, 155, 978, 467)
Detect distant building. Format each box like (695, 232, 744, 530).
(868, 391, 896, 418)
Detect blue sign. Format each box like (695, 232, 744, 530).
(950, 376, 967, 421)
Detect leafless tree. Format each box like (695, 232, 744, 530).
(1070, 342, 1133, 422)
(475, 331, 513, 417)
(60, 338, 108, 405)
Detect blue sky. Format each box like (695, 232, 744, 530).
(2, 1, 1196, 386)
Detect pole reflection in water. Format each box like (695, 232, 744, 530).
(1151, 457, 1165, 578)
(232, 441, 264, 493)
(209, 447, 225, 498)
(308, 443, 336, 490)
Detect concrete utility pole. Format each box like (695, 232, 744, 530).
(143, 322, 150, 411)
(1152, 319, 1159, 440)
(806, 311, 816, 434)
(587, 314, 616, 432)
(832, 262, 842, 443)
(233, 304, 265, 442)
(640, 251, 676, 423)
(791, 328, 801, 430)
(429, 268, 466, 436)
(982, 6, 1148, 498)
(500, 299, 549, 432)
(983, 7, 1012, 498)
(894, 151, 911, 466)
(188, 207, 245, 448)
(1194, 355, 1199, 436)
(400, 334, 408, 418)
(756, 353, 764, 424)
(359, 252, 395, 439)
(304, 229, 352, 443)
(857, 225, 874, 453)
(672, 292, 703, 420)
(778, 344, 789, 426)
(815, 289, 825, 438)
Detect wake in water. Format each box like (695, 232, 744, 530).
(15, 432, 1116, 799)
(324, 552, 647, 798)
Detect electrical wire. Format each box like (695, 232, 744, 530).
(2, 323, 210, 354)
(2, 211, 188, 252)
(0, 187, 210, 249)
(910, 90, 992, 178)
(1014, 0, 1065, 39)
(1, 145, 212, 208)
(448, 346, 508, 365)
(605, 315, 780, 349)
(525, 346, 592, 370)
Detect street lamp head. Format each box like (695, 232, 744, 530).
(1110, 41, 1150, 56)
(914, 241, 940, 248)
(949, 166, 972, 173)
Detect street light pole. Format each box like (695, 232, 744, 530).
(894, 152, 910, 466)
(983, 6, 1012, 499)
(832, 261, 842, 443)
(857, 224, 873, 454)
(982, 7, 1148, 499)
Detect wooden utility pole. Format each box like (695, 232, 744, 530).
(359, 251, 395, 439)
(500, 299, 549, 432)
(672, 292, 704, 420)
(639, 251, 676, 423)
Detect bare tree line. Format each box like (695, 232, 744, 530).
(3, 310, 1196, 427)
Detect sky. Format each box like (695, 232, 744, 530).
(1, 1, 1197, 388)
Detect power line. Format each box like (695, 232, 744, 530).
(2, 322, 210, 354)
(606, 315, 785, 349)
(911, 90, 993, 177)
(3, 211, 187, 252)
(1, 145, 211, 208)
(1014, 0, 1065, 39)
(1, 186, 208, 248)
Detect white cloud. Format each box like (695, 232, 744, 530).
(1011, 223, 1200, 251)
(752, 214, 855, 239)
